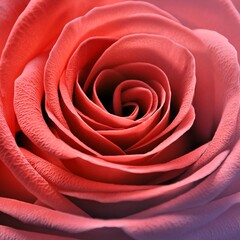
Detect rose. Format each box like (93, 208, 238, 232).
(0, 0, 239, 239)
(0, 1, 239, 239)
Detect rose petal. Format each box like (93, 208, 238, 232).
(10, 54, 160, 184)
(0, 102, 87, 215)
(97, 80, 160, 149)
(0, 0, 97, 133)
(14, 53, 106, 157)
(44, 1, 168, 129)
(123, 194, 240, 240)
(85, 33, 195, 155)
(0, 159, 35, 202)
(0, 0, 29, 57)
(182, 29, 240, 175)
(44, 0, 207, 158)
(150, 0, 240, 62)
(74, 68, 137, 128)
(0, 225, 76, 240)
(57, 38, 125, 155)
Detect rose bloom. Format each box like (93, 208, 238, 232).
(0, 0, 240, 239)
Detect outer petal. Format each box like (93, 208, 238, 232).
(0, 159, 35, 202)
(1, 95, 87, 216)
(0, 198, 133, 240)
(184, 29, 240, 173)
(0, 226, 77, 240)
(144, 0, 240, 62)
(0, 0, 29, 57)
(0, 0, 128, 133)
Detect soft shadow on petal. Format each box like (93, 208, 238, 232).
(183, 29, 240, 175)
(0, 160, 35, 203)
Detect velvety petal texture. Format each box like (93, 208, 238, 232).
(0, 0, 239, 239)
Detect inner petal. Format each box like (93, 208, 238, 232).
(112, 80, 157, 119)
(84, 34, 195, 155)
(74, 68, 138, 128)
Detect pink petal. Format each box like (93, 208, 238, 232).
(0, 0, 29, 57)
(148, 0, 240, 62)
(0, 0, 97, 133)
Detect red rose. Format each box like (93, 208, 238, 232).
(0, 0, 240, 239)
